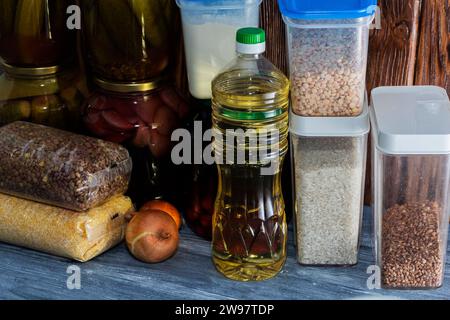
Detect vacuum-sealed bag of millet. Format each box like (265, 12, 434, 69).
(0, 193, 134, 262)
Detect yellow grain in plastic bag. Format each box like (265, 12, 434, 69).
(0, 193, 134, 262)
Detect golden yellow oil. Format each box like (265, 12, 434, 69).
(212, 165, 287, 282)
(211, 68, 290, 282)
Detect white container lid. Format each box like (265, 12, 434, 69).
(290, 97, 370, 137)
(371, 86, 450, 155)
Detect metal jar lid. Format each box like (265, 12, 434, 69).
(94, 77, 164, 93)
(1, 62, 61, 77)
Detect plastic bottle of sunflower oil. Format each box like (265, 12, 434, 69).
(211, 28, 290, 281)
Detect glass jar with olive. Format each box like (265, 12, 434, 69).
(0, 63, 85, 131)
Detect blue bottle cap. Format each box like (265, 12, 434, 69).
(278, 0, 377, 20)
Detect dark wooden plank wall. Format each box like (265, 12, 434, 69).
(260, 0, 288, 74)
(175, 0, 450, 204)
(415, 0, 450, 89)
(365, 0, 422, 204)
(259, 0, 450, 204)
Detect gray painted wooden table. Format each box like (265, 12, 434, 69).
(0, 208, 449, 300)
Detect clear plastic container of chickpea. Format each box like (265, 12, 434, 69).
(278, 0, 376, 117)
(371, 86, 450, 289)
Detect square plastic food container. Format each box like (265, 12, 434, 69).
(371, 86, 450, 289)
(176, 0, 262, 99)
(278, 0, 377, 117)
(290, 98, 370, 266)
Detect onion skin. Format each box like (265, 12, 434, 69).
(126, 210, 179, 263)
(140, 200, 182, 229)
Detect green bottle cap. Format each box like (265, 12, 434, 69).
(236, 28, 266, 45)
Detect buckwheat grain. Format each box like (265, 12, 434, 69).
(382, 201, 444, 288)
(0, 122, 132, 211)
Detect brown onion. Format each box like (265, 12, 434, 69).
(126, 210, 179, 263)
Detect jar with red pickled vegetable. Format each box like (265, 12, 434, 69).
(83, 78, 190, 206)
(80, 0, 175, 82)
(0, 0, 77, 67)
(185, 163, 217, 240)
(181, 100, 218, 240)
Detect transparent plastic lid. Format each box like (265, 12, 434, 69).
(176, 0, 262, 10)
(278, 0, 377, 20)
(371, 86, 450, 155)
(290, 97, 369, 137)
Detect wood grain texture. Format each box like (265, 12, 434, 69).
(413, 0, 450, 218)
(173, 1, 450, 208)
(260, 0, 288, 74)
(0, 208, 449, 300)
(365, 0, 422, 204)
(367, 0, 421, 92)
(415, 0, 450, 89)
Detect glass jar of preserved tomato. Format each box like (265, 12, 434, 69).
(80, 0, 175, 82)
(0, 63, 85, 130)
(180, 100, 218, 241)
(185, 162, 217, 240)
(83, 78, 190, 207)
(0, 0, 77, 67)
